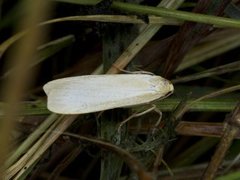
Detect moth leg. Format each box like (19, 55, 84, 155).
(151, 105, 163, 134)
(117, 105, 159, 134)
(96, 111, 105, 120)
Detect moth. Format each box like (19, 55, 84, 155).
(43, 74, 174, 114)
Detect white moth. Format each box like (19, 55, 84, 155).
(43, 74, 174, 114)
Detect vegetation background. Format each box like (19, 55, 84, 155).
(0, 0, 240, 179)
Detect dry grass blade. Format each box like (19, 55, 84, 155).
(178, 84, 240, 118)
(6, 115, 77, 179)
(175, 121, 240, 139)
(173, 60, 240, 83)
(42, 15, 181, 25)
(0, 15, 179, 58)
(202, 101, 240, 180)
(176, 29, 240, 73)
(0, 0, 50, 178)
(163, 0, 232, 77)
(5, 113, 59, 168)
(106, 0, 184, 74)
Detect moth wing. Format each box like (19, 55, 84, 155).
(43, 75, 173, 114)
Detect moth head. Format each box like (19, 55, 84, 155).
(150, 76, 174, 97)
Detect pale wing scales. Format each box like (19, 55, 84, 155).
(43, 74, 174, 114)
